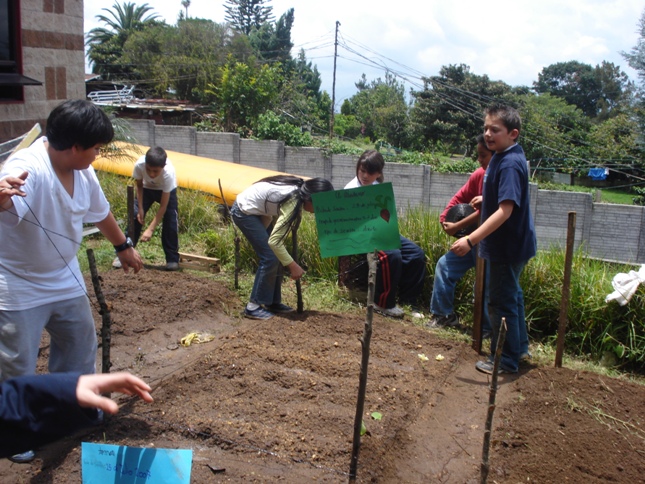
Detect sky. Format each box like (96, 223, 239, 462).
(84, 0, 645, 106)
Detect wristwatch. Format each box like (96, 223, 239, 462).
(114, 237, 134, 253)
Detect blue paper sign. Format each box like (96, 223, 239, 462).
(82, 442, 192, 483)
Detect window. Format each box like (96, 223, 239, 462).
(0, 0, 41, 102)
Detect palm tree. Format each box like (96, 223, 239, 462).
(86, 2, 161, 76)
(181, 0, 191, 19)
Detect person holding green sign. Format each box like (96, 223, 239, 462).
(231, 175, 334, 320)
(345, 150, 426, 318)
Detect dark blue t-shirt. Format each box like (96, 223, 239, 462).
(479, 144, 537, 263)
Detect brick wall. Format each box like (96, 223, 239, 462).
(123, 120, 645, 264)
(0, 0, 85, 142)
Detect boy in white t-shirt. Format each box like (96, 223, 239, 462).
(114, 146, 179, 271)
(0, 100, 143, 462)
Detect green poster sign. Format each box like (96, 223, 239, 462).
(312, 182, 401, 258)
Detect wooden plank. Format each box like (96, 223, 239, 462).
(179, 252, 220, 273)
(10, 124, 41, 156)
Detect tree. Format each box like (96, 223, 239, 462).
(209, 56, 282, 134)
(533, 60, 631, 119)
(344, 72, 410, 147)
(409, 64, 513, 153)
(181, 0, 190, 18)
(224, 0, 274, 35)
(516, 92, 591, 169)
(86, 2, 161, 78)
(248, 8, 293, 63)
(122, 18, 233, 102)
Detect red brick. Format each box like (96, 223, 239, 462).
(45, 66, 56, 100)
(55, 67, 66, 99)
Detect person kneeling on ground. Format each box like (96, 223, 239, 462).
(345, 150, 426, 318)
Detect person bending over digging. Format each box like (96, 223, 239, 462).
(231, 175, 334, 320)
(113, 146, 180, 271)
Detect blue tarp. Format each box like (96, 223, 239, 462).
(588, 167, 608, 180)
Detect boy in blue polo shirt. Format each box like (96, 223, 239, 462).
(450, 104, 536, 374)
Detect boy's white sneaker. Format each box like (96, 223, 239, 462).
(112, 257, 122, 269)
(374, 305, 404, 318)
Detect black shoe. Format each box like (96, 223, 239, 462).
(475, 360, 517, 375)
(266, 303, 295, 314)
(425, 313, 460, 329)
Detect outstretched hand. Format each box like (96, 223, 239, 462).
(76, 372, 153, 414)
(0, 172, 28, 206)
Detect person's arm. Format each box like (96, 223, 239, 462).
(95, 212, 144, 273)
(450, 200, 514, 256)
(268, 198, 306, 280)
(135, 178, 145, 225)
(442, 210, 480, 236)
(140, 190, 170, 242)
(0, 372, 152, 458)
(0, 172, 28, 212)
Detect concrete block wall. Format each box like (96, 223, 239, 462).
(196, 132, 240, 163)
(122, 120, 645, 264)
(240, 139, 284, 172)
(589, 204, 643, 262)
(533, 190, 592, 251)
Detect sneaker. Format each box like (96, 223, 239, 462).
(475, 360, 517, 375)
(520, 351, 532, 362)
(165, 262, 180, 271)
(112, 257, 122, 269)
(266, 303, 294, 314)
(374, 305, 404, 318)
(408, 307, 425, 319)
(244, 306, 274, 320)
(9, 450, 35, 463)
(425, 313, 460, 329)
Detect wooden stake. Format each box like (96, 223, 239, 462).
(218, 178, 240, 289)
(349, 251, 377, 482)
(292, 224, 303, 313)
(86, 249, 113, 396)
(481, 317, 507, 483)
(555, 211, 576, 367)
(472, 254, 486, 353)
(127, 185, 134, 239)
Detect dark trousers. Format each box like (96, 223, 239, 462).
(132, 188, 179, 263)
(375, 236, 426, 309)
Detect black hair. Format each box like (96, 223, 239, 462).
(145, 146, 168, 167)
(46, 99, 115, 151)
(355, 150, 385, 183)
(256, 175, 334, 240)
(484, 103, 521, 137)
(476, 133, 494, 153)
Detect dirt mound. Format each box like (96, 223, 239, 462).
(0, 269, 643, 483)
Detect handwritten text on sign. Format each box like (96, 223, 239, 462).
(82, 442, 192, 484)
(312, 182, 401, 258)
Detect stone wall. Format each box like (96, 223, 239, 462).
(125, 119, 645, 264)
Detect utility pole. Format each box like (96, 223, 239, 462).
(329, 20, 340, 138)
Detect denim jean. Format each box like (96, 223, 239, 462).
(131, 188, 179, 263)
(230, 201, 283, 306)
(430, 249, 491, 333)
(487, 260, 529, 372)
